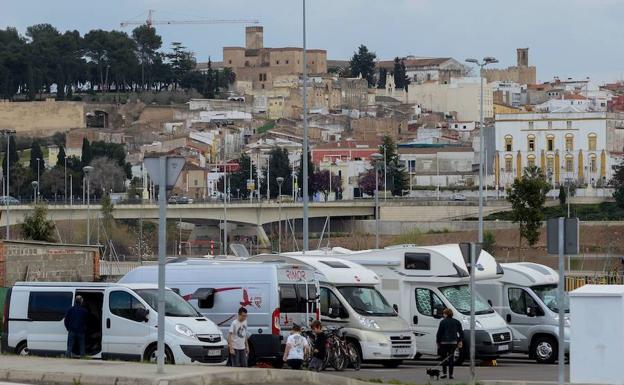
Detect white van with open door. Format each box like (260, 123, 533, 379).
(1, 282, 228, 365)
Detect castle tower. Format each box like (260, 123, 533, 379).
(245, 26, 264, 50)
(517, 48, 529, 67)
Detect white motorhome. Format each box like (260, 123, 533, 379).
(295, 244, 512, 364)
(1, 282, 227, 364)
(476, 262, 570, 363)
(249, 254, 416, 368)
(120, 260, 318, 365)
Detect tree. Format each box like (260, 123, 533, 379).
(348, 45, 376, 87)
(100, 193, 114, 234)
(611, 160, 624, 209)
(21, 203, 56, 242)
(132, 25, 162, 89)
(358, 169, 378, 197)
(167, 42, 196, 89)
(311, 170, 342, 201)
(227, 153, 257, 200)
(482, 231, 496, 253)
(81, 137, 92, 166)
(56, 145, 66, 168)
(2, 135, 19, 194)
(380, 135, 408, 196)
(28, 140, 45, 178)
(87, 157, 127, 195)
(261, 148, 293, 199)
(558, 185, 567, 207)
(507, 166, 550, 247)
(377, 68, 387, 89)
(91, 141, 132, 178)
(40, 167, 65, 201)
(392, 57, 410, 91)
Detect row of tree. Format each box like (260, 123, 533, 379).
(0, 24, 235, 100)
(344, 45, 411, 90)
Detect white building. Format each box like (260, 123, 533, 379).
(318, 159, 370, 200)
(407, 77, 494, 122)
(494, 111, 624, 188)
(399, 146, 476, 188)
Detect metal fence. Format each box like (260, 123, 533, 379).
(565, 274, 624, 291)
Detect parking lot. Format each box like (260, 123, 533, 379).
(330, 355, 569, 384)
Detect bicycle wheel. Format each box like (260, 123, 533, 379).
(347, 341, 361, 371)
(330, 338, 347, 371)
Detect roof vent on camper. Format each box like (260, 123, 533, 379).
(230, 243, 251, 259)
(320, 260, 349, 269)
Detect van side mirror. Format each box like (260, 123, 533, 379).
(135, 308, 149, 322)
(328, 307, 339, 319)
(433, 307, 444, 319)
(526, 306, 536, 317)
(393, 304, 399, 313)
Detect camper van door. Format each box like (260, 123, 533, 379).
(26, 289, 75, 354)
(102, 288, 150, 359)
(411, 287, 445, 355)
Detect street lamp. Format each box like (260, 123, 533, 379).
(465, 56, 497, 245)
(31, 181, 38, 204)
(36, 157, 41, 199)
(370, 153, 384, 249)
(277, 176, 284, 254)
(83, 165, 94, 245)
(1, 129, 16, 240)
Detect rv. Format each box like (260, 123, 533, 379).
(1, 282, 228, 364)
(476, 262, 570, 363)
(292, 245, 512, 364)
(120, 260, 318, 365)
(248, 254, 416, 368)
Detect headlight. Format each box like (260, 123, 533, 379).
(461, 318, 481, 328)
(554, 315, 571, 327)
(357, 316, 380, 329)
(175, 324, 196, 338)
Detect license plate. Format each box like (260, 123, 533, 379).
(208, 349, 222, 356)
(392, 347, 411, 355)
(497, 344, 509, 352)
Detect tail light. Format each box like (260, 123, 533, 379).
(271, 308, 281, 336)
(315, 307, 320, 321)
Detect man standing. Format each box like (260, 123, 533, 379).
(228, 307, 249, 367)
(64, 295, 88, 358)
(436, 308, 464, 379)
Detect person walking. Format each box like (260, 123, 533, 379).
(228, 307, 250, 367)
(283, 324, 309, 369)
(436, 308, 464, 379)
(308, 320, 327, 372)
(64, 295, 88, 358)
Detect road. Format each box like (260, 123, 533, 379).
(329, 355, 568, 384)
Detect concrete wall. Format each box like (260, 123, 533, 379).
(0, 99, 85, 136)
(353, 219, 518, 235)
(0, 241, 99, 287)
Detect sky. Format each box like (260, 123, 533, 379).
(2, 0, 624, 84)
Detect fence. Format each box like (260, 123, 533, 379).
(565, 273, 624, 291)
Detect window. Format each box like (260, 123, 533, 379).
(286, 60, 289, 64)
(565, 156, 574, 172)
(505, 135, 513, 152)
(527, 156, 536, 168)
(109, 290, 147, 322)
(547, 157, 554, 173)
(279, 284, 316, 313)
(276, 60, 280, 65)
(338, 287, 395, 316)
(548, 121, 553, 130)
(415, 288, 445, 317)
(228, 60, 232, 65)
(565, 134, 574, 151)
(505, 157, 513, 173)
(528, 121, 534, 130)
(194, 179, 198, 186)
(320, 287, 347, 318)
(28, 291, 73, 321)
(405, 253, 431, 270)
(588, 133, 597, 151)
(440, 285, 494, 315)
(508, 288, 538, 315)
(590, 156, 597, 173)
(135, 289, 200, 317)
(547, 135, 555, 151)
(527, 135, 535, 152)
(566, 121, 572, 129)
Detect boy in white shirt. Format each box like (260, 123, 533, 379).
(282, 324, 309, 370)
(228, 307, 249, 367)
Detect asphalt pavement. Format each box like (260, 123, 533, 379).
(329, 355, 569, 384)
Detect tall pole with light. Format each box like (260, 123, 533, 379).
(31, 181, 38, 204)
(36, 157, 41, 200)
(83, 166, 94, 245)
(465, 56, 497, 385)
(277, 176, 284, 254)
(301, 0, 310, 251)
(371, 153, 383, 249)
(383, 145, 387, 201)
(1, 129, 16, 240)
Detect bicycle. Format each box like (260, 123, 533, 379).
(325, 327, 361, 371)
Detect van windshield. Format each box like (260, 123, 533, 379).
(135, 289, 201, 317)
(338, 286, 396, 317)
(532, 284, 569, 313)
(439, 285, 494, 315)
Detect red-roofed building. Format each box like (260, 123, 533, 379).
(311, 141, 379, 165)
(608, 95, 624, 112)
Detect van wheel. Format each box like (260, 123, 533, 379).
(16, 342, 29, 356)
(381, 360, 402, 368)
(346, 340, 362, 370)
(144, 344, 175, 365)
(532, 336, 557, 364)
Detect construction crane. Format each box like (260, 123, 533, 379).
(120, 9, 259, 28)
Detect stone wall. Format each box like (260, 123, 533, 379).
(0, 99, 85, 136)
(0, 241, 100, 287)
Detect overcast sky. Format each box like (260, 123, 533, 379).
(2, 0, 623, 84)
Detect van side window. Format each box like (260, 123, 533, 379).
(415, 288, 444, 317)
(320, 287, 345, 318)
(28, 291, 73, 321)
(508, 288, 537, 315)
(405, 253, 431, 270)
(280, 284, 298, 313)
(109, 291, 146, 321)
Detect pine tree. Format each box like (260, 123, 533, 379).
(377, 68, 387, 89)
(380, 135, 409, 196)
(29, 140, 45, 177)
(56, 145, 66, 168)
(348, 45, 377, 87)
(392, 57, 411, 91)
(81, 137, 92, 166)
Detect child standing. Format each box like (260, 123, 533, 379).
(228, 307, 250, 367)
(308, 320, 327, 372)
(282, 324, 309, 369)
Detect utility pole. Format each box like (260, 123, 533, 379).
(302, 0, 310, 251)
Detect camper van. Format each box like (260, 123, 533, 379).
(248, 254, 416, 368)
(294, 245, 512, 364)
(1, 282, 228, 365)
(120, 260, 318, 365)
(476, 262, 570, 363)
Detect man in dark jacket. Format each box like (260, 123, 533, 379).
(64, 295, 88, 358)
(436, 308, 464, 379)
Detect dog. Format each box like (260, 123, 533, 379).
(426, 368, 441, 380)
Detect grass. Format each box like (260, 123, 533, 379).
(394, 229, 425, 245)
(485, 202, 624, 221)
(257, 120, 276, 134)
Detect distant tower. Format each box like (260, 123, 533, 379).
(517, 48, 529, 67)
(245, 26, 264, 50)
(385, 72, 395, 94)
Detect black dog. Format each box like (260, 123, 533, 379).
(426, 368, 441, 380)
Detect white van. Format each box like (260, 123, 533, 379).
(120, 260, 318, 364)
(249, 254, 416, 368)
(1, 282, 228, 365)
(476, 262, 570, 363)
(301, 245, 512, 364)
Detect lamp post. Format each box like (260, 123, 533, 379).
(36, 157, 41, 199)
(1, 129, 16, 240)
(83, 166, 94, 245)
(371, 153, 383, 249)
(64, 155, 67, 204)
(277, 176, 284, 254)
(465, 56, 497, 244)
(31, 181, 38, 204)
(301, 0, 310, 251)
(383, 145, 387, 201)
